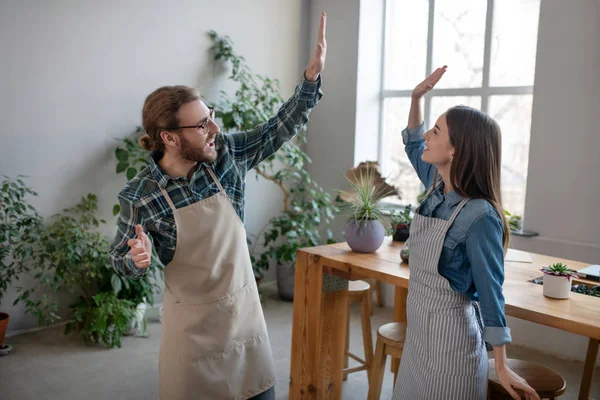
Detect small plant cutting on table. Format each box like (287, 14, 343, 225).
(338, 162, 399, 253)
(391, 204, 412, 242)
(541, 262, 578, 299)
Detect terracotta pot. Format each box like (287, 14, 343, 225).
(0, 312, 9, 346)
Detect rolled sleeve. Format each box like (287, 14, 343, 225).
(467, 211, 512, 346)
(483, 326, 512, 346)
(403, 122, 434, 188)
(224, 72, 323, 172)
(402, 121, 426, 144)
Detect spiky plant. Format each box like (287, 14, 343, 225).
(338, 166, 396, 227)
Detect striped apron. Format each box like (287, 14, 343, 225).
(392, 197, 488, 399)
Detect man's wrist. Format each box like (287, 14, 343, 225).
(304, 68, 320, 82)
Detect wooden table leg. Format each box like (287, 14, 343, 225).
(390, 285, 408, 373)
(289, 252, 349, 400)
(578, 338, 599, 400)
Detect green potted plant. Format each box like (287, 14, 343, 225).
(504, 210, 523, 233)
(17, 194, 159, 348)
(391, 204, 413, 242)
(0, 176, 43, 356)
(338, 165, 397, 253)
(541, 262, 578, 299)
(208, 31, 337, 301)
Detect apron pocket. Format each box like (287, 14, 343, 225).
(427, 309, 483, 376)
(192, 333, 275, 400)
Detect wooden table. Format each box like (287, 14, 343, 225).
(289, 238, 600, 400)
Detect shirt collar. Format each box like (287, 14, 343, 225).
(435, 181, 464, 207)
(149, 151, 171, 188)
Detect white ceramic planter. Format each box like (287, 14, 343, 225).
(125, 301, 148, 336)
(543, 274, 572, 299)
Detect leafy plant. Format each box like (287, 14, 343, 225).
(13, 194, 112, 326)
(572, 285, 600, 297)
(208, 31, 337, 278)
(112, 127, 151, 216)
(65, 292, 135, 348)
(504, 210, 523, 232)
(391, 204, 413, 227)
(0, 176, 43, 307)
(338, 165, 396, 226)
(14, 193, 160, 347)
(541, 262, 578, 280)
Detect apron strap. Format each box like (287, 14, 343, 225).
(206, 167, 226, 193)
(159, 186, 178, 214)
(158, 167, 225, 215)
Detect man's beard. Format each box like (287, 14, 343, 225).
(178, 135, 216, 163)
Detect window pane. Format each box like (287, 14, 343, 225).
(433, 0, 487, 88)
(488, 95, 533, 216)
(384, 0, 429, 90)
(428, 96, 482, 128)
(381, 97, 423, 205)
(490, 0, 540, 87)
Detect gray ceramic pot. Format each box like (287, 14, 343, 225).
(344, 220, 385, 253)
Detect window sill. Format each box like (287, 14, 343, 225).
(511, 230, 539, 238)
(380, 201, 539, 238)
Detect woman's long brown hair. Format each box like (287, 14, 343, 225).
(429, 105, 510, 251)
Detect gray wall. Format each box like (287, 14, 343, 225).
(507, 0, 600, 364)
(0, 0, 310, 334)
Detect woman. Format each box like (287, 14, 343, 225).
(392, 66, 540, 400)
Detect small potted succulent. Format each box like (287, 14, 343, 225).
(391, 204, 412, 242)
(338, 164, 398, 253)
(541, 262, 578, 299)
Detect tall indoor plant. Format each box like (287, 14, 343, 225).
(0, 176, 43, 355)
(208, 31, 337, 300)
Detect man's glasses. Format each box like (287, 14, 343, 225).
(167, 107, 215, 132)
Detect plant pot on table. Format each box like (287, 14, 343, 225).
(541, 263, 578, 299)
(345, 219, 385, 253)
(393, 223, 410, 242)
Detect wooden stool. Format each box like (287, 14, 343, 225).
(365, 279, 383, 315)
(343, 280, 374, 382)
(367, 322, 406, 400)
(488, 359, 566, 399)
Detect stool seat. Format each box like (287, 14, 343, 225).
(349, 280, 371, 293)
(488, 359, 566, 399)
(377, 322, 407, 347)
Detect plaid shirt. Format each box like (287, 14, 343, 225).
(110, 74, 323, 278)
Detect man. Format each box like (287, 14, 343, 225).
(109, 13, 327, 400)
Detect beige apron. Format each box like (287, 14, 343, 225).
(158, 167, 275, 400)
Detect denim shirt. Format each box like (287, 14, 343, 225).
(403, 122, 512, 346)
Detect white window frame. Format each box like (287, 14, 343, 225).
(377, 0, 536, 210)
